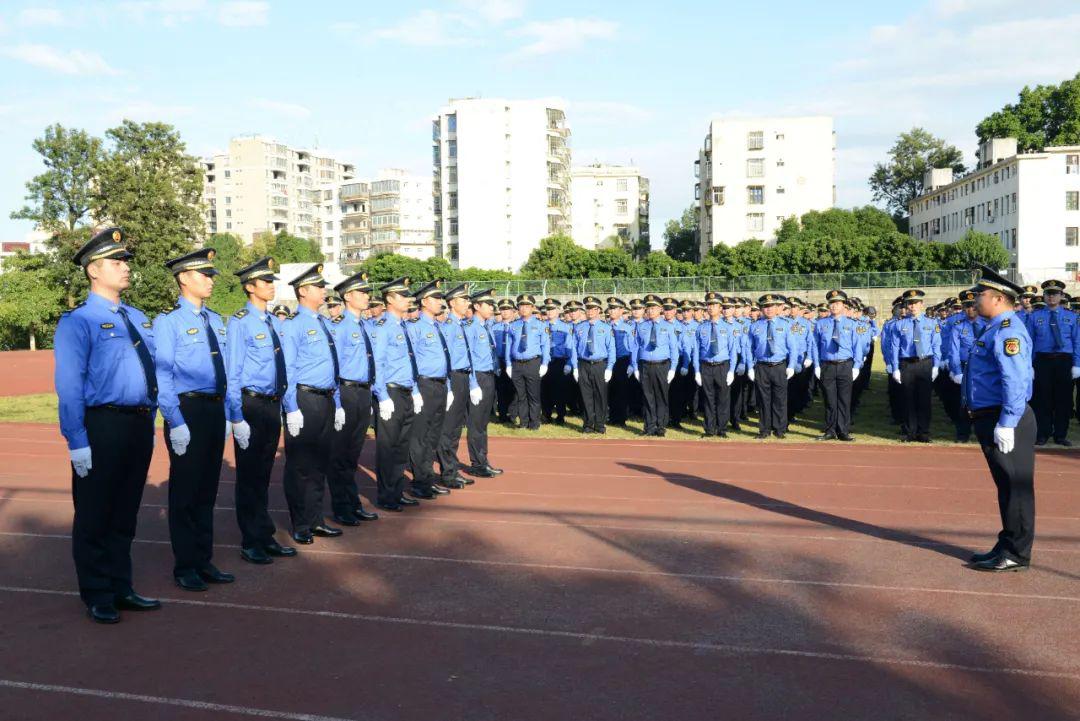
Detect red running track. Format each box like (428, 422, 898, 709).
(0, 351, 54, 396)
(0, 422, 1078, 720)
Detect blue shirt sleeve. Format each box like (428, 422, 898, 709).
(54, 313, 91, 450)
(225, 315, 248, 423)
(152, 313, 185, 429)
(281, 319, 301, 413)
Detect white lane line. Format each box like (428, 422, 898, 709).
(1, 586, 1077, 682)
(2, 531, 1079, 603)
(0, 678, 354, 721)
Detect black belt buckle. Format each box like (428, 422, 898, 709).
(297, 384, 334, 397)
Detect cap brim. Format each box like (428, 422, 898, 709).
(197, 268, 219, 277)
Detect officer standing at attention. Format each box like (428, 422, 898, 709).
(606, 297, 636, 427)
(154, 248, 234, 591)
(691, 292, 739, 438)
(570, 296, 616, 433)
(964, 267, 1036, 572)
(463, 289, 504, 477)
(327, 272, 380, 526)
(1024, 279, 1079, 446)
(504, 294, 550, 430)
(543, 298, 573, 424)
(811, 290, 860, 441)
(280, 264, 346, 545)
(492, 299, 516, 423)
(634, 294, 679, 436)
(947, 289, 986, 443)
(747, 294, 797, 439)
(888, 289, 942, 443)
(55, 228, 161, 623)
(437, 284, 480, 489)
(408, 280, 455, 498)
(225, 257, 297, 566)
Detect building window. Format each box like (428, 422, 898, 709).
(775, 133, 785, 141)
(1068, 191, 1079, 211)
(448, 140, 457, 159)
(449, 218, 458, 236)
(224, 170, 231, 178)
(746, 213, 765, 232)
(449, 166, 457, 184)
(616, 199, 628, 215)
(712, 187, 725, 205)
(225, 196, 231, 204)
(746, 158, 765, 177)
(617, 178, 628, 191)
(1067, 227, 1079, 246)
(776, 186, 785, 194)
(226, 222, 232, 230)
(747, 131, 764, 151)
(747, 186, 764, 205)
(448, 192, 457, 210)
(1067, 155, 1079, 174)
(776, 158, 785, 167)
(447, 114, 456, 132)
(225, 209, 231, 218)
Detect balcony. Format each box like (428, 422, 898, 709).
(340, 182, 369, 201)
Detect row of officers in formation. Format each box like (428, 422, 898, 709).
(54, 228, 1045, 623)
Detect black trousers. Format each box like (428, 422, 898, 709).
(511, 356, 542, 429)
(640, 360, 671, 434)
(788, 364, 812, 420)
(609, 356, 631, 423)
(165, 395, 226, 575)
(496, 370, 515, 422)
(754, 362, 788, 434)
(327, 383, 372, 516)
(578, 361, 608, 432)
(467, 371, 497, 468)
(900, 356, 933, 438)
(282, 389, 334, 534)
(852, 341, 873, 411)
(541, 357, 570, 420)
(974, 406, 1036, 562)
(820, 360, 853, 437)
(375, 385, 415, 505)
(1033, 353, 1072, 441)
(234, 394, 281, 549)
(628, 368, 644, 418)
(438, 370, 470, 482)
(409, 377, 447, 490)
(72, 406, 154, 606)
(729, 373, 747, 427)
(700, 361, 731, 435)
(887, 371, 904, 425)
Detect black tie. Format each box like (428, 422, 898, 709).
(359, 322, 375, 383)
(401, 323, 420, 381)
(648, 321, 658, 350)
(831, 318, 840, 343)
(435, 321, 452, 374)
(117, 307, 157, 403)
(518, 321, 528, 353)
(264, 315, 287, 396)
(458, 318, 473, 370)
(486, 320, 498, 366)
(708, 321, 719, 357)
(316, 316, 340, 382)
(201, 311, 226, 396)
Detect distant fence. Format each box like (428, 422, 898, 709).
(473, 270, 979, 298)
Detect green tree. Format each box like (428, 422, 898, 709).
(941, 230, 1010, 270)
(869, 128, 966, 219)
(0, 252, 66, 349)
(203, 233, 248, 315)
(520, 234, 594, 278)
(662, 205, 699, 262)
(636, 251, 696, 278)
(977, 73, 1080, 151)
(11, 124, 102, 233)
(249, 231, 324, 265)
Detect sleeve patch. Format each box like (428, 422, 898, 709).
(1003, 338, 1020, 356)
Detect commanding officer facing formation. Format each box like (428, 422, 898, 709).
(55, 228, 161, 623)
(154, 248, 234, 592)
(225, 257, 296, 565)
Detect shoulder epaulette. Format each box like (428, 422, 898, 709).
(168, 302, 181, 313)
(376, 318, 387, 326)
(287, 312, 297, 320)
(62, 300, 87, 316)
(331, 316, 343, 324)
(234, 308, 248, 319)
(1001, 318, 1011, 328)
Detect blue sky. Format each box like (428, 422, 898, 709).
(1, 0, 1078, 245)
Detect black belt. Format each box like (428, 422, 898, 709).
(1036, 352, 1071, 359)
(451, 368, 472, 374)
(242, 388, 280, 402)
(386, 383, 413, 392)
(822, 359, 852, 365)
(703, 360, 730, 367)
(297, 384, 334, 397)
(968, 406, 1001, 420)
(338, 378, 371, 389)
(475, 369, 495, 375)
(900, 356, 930, 364)
(180, 391, 223, 401)
(756, 360, 785, 367)
(512, 356, 540, 362)
(640, 359, 670, 366)
(87, 404, 152, 415)
(419, 375, 446, 383)
(581, 358, 606, 365)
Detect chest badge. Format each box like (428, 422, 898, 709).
(100, 322, 115, 329)
(186, 328, 198, 335)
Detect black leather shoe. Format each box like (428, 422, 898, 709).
(398, 496, 420, 507)
(456, 473, 475, 486)
(312, 524, 343, 537)
(354, 506, 379, 520)
(717, 431, 728, 439)
(114, 592, 161, 611)
(915, 434, 931, 443)
(291, 530, 314, 545)
(837, 434, 855, 442)
(1035, 437, 1047, 446)
(332, 513, 363, 527)
(429, 484, 451, 495)
(816, 433, 837, 441)
(969, 547, 1000, 564)
(174, 571, 208, 592)
(754, 432, 770, 440)
(480, 465, 503, 476)
(774, 431, 786, 439)
(198, 565, 236, 584)
(409, 487, 436, 500)
(376, 501, 403, 512)
(265, 540, 297, 557)
(1055, 438, 1073, 447)
(443, 478, 466, 490)
(88, 603, 120, 624)
(241, 546, 273, 564)
(971, 553, 1028, 572)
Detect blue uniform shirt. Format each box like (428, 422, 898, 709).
(408, 313, 451, 380)
(887, 314, 942, 368)
(747, 316, 798, 368)
(331, 310, 374, 384)
(1025, 306, 1080, 364)
(938, 314, 962, 369)
(372, 313, 416, 401)
(280, 305, 340, 414)
(789, 316, 812, 364)
(547, 318, 574, 359)
(153, 296, 227, 429)
(570, 318, 616, 370)
(812, 316, 861, 368)
(442, 313, 479, 390)
(504, 316, 551, 365)
(634, 317, 680, 366)
(964, 311, 1033, 428)
(691, 317, 740, 372)
(611, 318, 636, 359)
(948, 317, 987, 376)
(54, 292, 157, 450)
(465, 318, 499, 373)
(491, 319, 511, 365)
(225, 301, 285, 423)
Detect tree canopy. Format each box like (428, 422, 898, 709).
(869, 128, 966, 220)
(977, 72, 1080, 151)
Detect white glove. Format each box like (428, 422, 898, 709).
(993, 424, 1014, 454)
(604, 368, 612, 383)
(852, 367, 859, 381)
(803, 357, 813, 369)
(748, 368, 755, 382)
(70, 446, 92, 478)
(573, 368, 580, 383)
(412, 392, 424, 413)
(446, 391, 454, 410)
(814, 367, 821, 380)
(725, 371, 734, 386)
(931, 366, 939, 382)
(232, 420, 251, 450)
(170, 424, 191, 455)
(506, 365, 512, 379)
(563, 364, 572, 375)
(1072, 366, 1080, 380)
(470, 386, 482, 405)
(950, 372, 962, 385)
(225, 420, 231, 439)
(694, 372, 702, 386)
(679, 367, 688, 376)
(627, 365, 635, 377)
(539, 364, 548, 377)
(892, 370, 902, 385)
(785, 367, 795, 380)
(334, 406, 345, 431)
(633, 369, 641, 382)
(666, 369, 676, 384)
(285, 410, 303, 438)
(378, 398, 394, 421)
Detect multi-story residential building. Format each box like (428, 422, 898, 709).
(908, 137, 1080, 282)
(696, 116, 835, 258)
(432, 97, 571, 271)
(336, 181, 370, 266)
(368, 169, 435, 260)
(202, 135, 355, 244)
(570, 164, 650, 250)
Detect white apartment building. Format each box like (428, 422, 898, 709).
(432, 97, 572, 272)
(333, 180, 370, 266)
(202, 135, 355, 244)
(369, 169, 435, 260)
(570, 164, 650, 250)
(696, 116, 835, 258)
(908, 138, 1080, 283)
